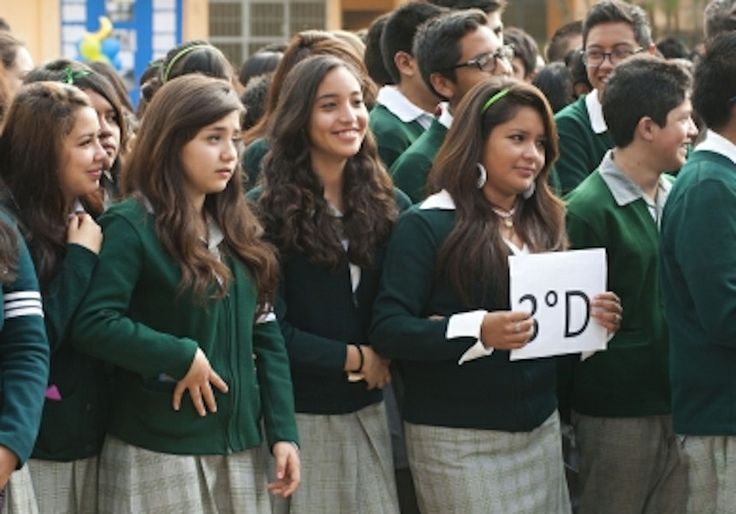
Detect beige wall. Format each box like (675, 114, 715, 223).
(183, 0, 208, 40)
(0, 0, 60, 64)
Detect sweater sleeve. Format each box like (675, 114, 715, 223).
(252, 316, 299, 448)
(71, 213, 198, 380)
(43, 243, 98, 353)
(554, 112, 597, 196)
(674, 179, 736, 347)
(370, 211, 476, 361)
(0, 234, 49, 466)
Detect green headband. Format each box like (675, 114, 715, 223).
(63, 66, 90, 85)
(162, 44, 212, 82)
(482, 88, 510, 113)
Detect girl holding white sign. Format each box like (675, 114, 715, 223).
(371, 79, 621, 514)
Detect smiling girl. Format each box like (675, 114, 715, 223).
(370, 80, 622, 514)
(70, 75, 299, 513)
(0, 81, 107, 513)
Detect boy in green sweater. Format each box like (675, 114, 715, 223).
(566, 56, 696, 513)
(660, 32, 736, 513)
(553, 0, 656, 195)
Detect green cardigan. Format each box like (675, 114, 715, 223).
(564, 170, 671, 418)
(370, 203, 557, 431)
(242, 137, 270, 189)
(369, 104, 425, 169)
(389, 118, 448, 203)
(0, 215, 49, 466)
(552, 95, 613, 196)
(661, 150, 736, 435)
(71, 198, 298, 454)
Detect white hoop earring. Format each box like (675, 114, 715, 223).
(523, 181, 536, 199)
(476, 163, 487, 189)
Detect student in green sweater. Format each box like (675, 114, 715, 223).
(71, 75, 299, 513)
(368, 2, 444, 169)
(0, 216, 48, 511)
(389, 9, 512, 203)
(0, 81, 107, 514)
(252, 55, 405, 514)
(552, 0, 656, 195)
(372, 80, 621, 514)
(565, 56, 696, 514)
(660, 32, 736, 513)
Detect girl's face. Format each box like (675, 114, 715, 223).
(307, 66, 368, 168)
(59, 106, 107, 201)
(481, 105, 547, 205)
(83, 89, 121, 166)
(180, 110, 240, 205)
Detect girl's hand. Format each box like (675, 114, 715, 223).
(592, 291, 623, 334)
(67, 213, 102, 254)
(172, 348, 229, 416)
(268, 442, 301, 498)
(360, 346, 391, 390)
(480, 311, 534, 350)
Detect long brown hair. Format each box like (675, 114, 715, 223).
(122, 74, 277, 310)
(0, 216, 18, 285)
(257, 55, 397, 270)
(244, 30, 376, 145)
(0, 82, 93, 288)
(428, 79, 566, 306)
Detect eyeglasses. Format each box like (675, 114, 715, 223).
(582, 46, 643, 67)
(449, 45, 514, 74)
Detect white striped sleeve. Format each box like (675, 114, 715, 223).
(256, 304, 276, 325)
(4, 290, 44, 319)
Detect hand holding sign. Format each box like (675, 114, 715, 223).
(479, 311, 535, 350)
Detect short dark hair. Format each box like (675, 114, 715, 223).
(704, 0, 736, 41)
(656, 36, 691, 60)
(428, 0, 506, 14)
(380, 2, 446, 84)
(532, 61, 574, 112)
(603, 55, 691, 148)
(414, 9, 488, 100)
(241, 72, 271, 130)
(583, 0, 652, 50)
(692, 31, 736, 130)
(504, 26, 539, 78)
(546, 20, 582, 62)
(238, 50, 282, 88)
(364, 12, 394, 86)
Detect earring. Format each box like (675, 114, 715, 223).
(476, 163, 487, 189)
(522, 181, 536, 199)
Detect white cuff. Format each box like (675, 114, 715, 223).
(446, 310, 494, 365)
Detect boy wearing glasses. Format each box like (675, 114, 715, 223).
(552, 0, 655, 195)
(390, 9, 512, 202)
(660, 32, 736, 513)
(565, 55, 695, 514)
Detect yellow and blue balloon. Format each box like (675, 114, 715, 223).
(77, 16, 122, 70)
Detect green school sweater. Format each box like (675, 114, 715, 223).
(71, 199, 298, 454)
(660, 150, 736, 435)
(0, 214, 49, 466)
(564, 170, 671, 418)
(389, 118, 448, 203)
(369, 104, 425, 169)
(242, 137, 270, 189)
(552, 95, 613, 196)
(370, 204, 557, 431)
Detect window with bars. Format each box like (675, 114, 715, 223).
(209, 0, 327, 67)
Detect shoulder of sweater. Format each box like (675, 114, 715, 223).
(565, 171, 611, 210)
(555, 95, 588, 123)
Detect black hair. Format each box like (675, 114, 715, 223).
(364, 13, 394, 87)
(380, 2, 446, 84)
(546, 20, 582, 62)
(583, 0, 652, 49)
(238, 50, 282, 88)
(413, 9, 488, 100)
(240, 72, 271, 130)
(427, 0, 506, 14)
(656, 36, 691, 60)
(567, 49, 593, 97)
(504, 26, 539, 79)
(704, 0, 736, 42)
(532, 61, 573, 113)
(692, 31, 736, 130)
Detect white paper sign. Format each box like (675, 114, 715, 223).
(509, 248, 607, 360)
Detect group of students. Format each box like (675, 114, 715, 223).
(0, 0, 735, 513)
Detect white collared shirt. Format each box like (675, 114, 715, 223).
(376, 86, 434, 130)
(585, 90, 608, 134)
(695, 129, 736, 166)
(437, 102, 454, 130)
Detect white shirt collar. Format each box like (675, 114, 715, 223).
(585, 90, 608, 134)
(420, 189, 455, 210)
(438, 102, 453, 130)
(695, 129, 736, 166)
(376, 86, 434, 130)
(72, 199, 86, 213)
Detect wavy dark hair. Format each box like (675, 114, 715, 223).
(428, 79, 566, 306)
(122, 74, 277, 311)
(257, 55, 397, 270)
(0, 82, 93, 288)
(244, 30, 376, 145)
